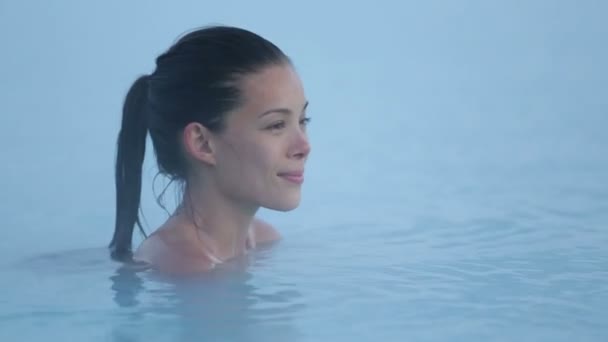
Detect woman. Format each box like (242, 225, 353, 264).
(110, 25, 311, 275)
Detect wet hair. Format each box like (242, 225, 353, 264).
(110, 25, 290, 261)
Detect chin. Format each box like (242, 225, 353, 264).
(263, 193, 301, 212)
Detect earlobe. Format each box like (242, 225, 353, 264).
(183, 122, 216, 166)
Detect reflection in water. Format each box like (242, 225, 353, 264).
(110, 266, 145, 308)
(109, 251, 305, 342)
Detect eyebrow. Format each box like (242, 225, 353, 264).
(258, 101, 309, 118)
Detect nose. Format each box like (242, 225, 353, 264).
(288, 129, 311, 160)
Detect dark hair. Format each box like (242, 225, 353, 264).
(109, 25, 290, 261)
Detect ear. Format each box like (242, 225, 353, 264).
(182, 122, 216, 166)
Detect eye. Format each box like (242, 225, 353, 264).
(267, 121, 286, 131)
(299, 117, 311, 127)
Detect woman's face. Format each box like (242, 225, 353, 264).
(211, 63, 311, 211)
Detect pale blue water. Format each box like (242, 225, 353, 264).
(2, 163, 607, 341)
(1, 1, 607, 341)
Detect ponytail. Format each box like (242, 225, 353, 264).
(110, 75, 150, 261)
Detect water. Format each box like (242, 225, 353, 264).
(1, 1, 607, 341)
(2, 162, 606, 341)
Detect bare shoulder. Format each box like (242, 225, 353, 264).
(133, 232, 166, 264)
(134, 231, 215, 275)
(252, 217, 282, 245)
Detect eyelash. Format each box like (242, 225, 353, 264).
(267, 117, 311, 131)
(300, 117, 311, 126)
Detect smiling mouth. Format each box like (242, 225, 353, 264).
(277, 172, 304, 184)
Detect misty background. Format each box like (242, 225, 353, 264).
(0, 1, 606, 259)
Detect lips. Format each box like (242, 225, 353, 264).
(278, 170, 304, 184)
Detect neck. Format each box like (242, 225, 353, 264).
(177, 180, 258, 263)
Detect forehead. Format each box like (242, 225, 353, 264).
(236, 64, 306, 115)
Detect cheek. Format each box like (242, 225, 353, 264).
(217, 139, 279, 190)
